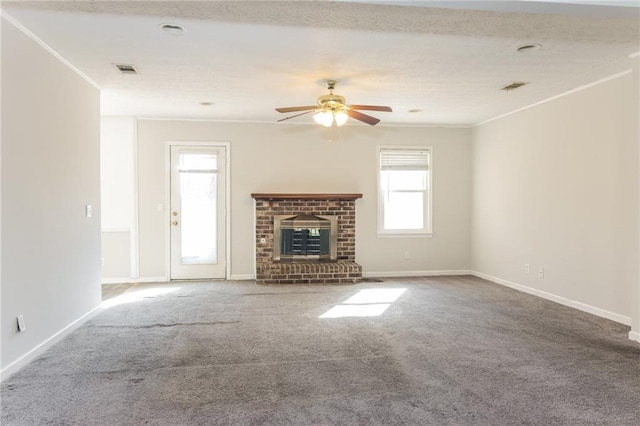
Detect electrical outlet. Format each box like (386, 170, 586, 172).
(85, 204, 93, 218)
(17, 314, 26, 333)
(524, 264, 530, 274)
(404, 251, 410, 260)
(538, 267, 544, 278)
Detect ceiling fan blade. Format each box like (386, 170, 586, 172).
(276, 110, 315, 122)
(347, 109, 380, 126)
(349, 105, 392, 112)
(275, 106, 317, 113)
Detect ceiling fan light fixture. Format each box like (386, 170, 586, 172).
(334, 110, 349, 126)
(276, 80, 391, 126)
(314, 110, 334, 127)
(313, 110, 349, 127)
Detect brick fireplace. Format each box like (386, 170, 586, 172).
(252, 193, 363, 284)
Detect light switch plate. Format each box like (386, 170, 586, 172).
(17, 314, 26, 333)
(86, 205, 93, 218)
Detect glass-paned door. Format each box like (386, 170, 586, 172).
(170, 146, 226, 279)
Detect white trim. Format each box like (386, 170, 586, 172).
(101, 276, 169, 285)
(225, 145, 231, 281)
(131, 118, 140, 279)
(636, 54, 640, 346)
(475, 69, 633, 127)
(103, 275, 257, 283)
(136, 276, 169, 283)
(363, 270, 471, 278)
(471, 271, 632, 326)
(230, 274, 255, 281)
(0, 11, 101, 90)
(101, 227, 130, 233)
(0, 306, 101, 382)
(133, 116, 473, 129)
(253, 199, 258, 279)
(101, 278, 134, 284)
(377, 233, 433, 238)
(164, 144, 172, 280)
(165, 141, 231, 280)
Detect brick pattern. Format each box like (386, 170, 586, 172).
(254, 197, 362, 284)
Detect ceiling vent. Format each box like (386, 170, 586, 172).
(517, 43, 542, 53)
(160, 23, 186, 35)
(501, 82, 528, 91)
(114, 64, 138, 75)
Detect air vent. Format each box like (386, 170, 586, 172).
(160, 23, 186, 35)
(517, 43, 542, 53)
(114, 64, 138, 74)
(501, 82, 528, 91)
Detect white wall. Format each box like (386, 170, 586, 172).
(632, 57, 640, 341)
(471, 72, 639, 323)
(136, 120, 472, 279)
(100, 117, 135, 280)
(1, 17, 102, 375)
(101, 117, 134, 229)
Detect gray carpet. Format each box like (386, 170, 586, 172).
(2, 276, 639, 425)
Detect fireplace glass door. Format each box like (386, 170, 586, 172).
(280, 227, 331, 259)
(273, 215, 337, 261)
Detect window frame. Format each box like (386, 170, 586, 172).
(376, 146, 433, 238)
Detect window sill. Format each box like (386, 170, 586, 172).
(377, 232, 433, 239)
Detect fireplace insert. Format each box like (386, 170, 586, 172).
(273, 214, 337, 261)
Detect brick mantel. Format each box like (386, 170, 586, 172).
(253, 193, 363, 284)
(251, 193, 363, 201)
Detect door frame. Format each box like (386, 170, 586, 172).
(165, 141, 231, 280)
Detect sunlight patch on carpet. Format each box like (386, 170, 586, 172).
(319, 288, 406, 319)
(101, 287, 181, 309)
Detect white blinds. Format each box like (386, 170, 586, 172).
(379, 149, 429, 171)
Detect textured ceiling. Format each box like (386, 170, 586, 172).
(2, 1, 639, 126)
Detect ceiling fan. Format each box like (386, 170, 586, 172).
(275, 80, 392, 126)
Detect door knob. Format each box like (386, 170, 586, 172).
(171, 220, 178, 226)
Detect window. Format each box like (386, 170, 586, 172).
(377, 147, 432, 236)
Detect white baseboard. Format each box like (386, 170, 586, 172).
(134, 276, 169, 283)
(471, 271, 632, 326)
(363, 270, 471, 278)
(1, 305, 101, 382)
(103, 276, 257, 283)
(230, 274, 255, 280)
(101, 276, 168, 284)
(629, 331, 640, 343)
(103, 276, 259, 283)
(101, 277, 134, 284)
